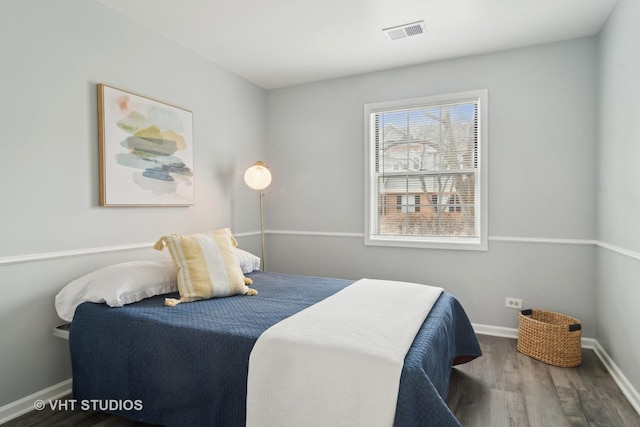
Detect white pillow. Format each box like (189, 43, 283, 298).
(55, 258, 177, 322)
(235, 248, 261, 273)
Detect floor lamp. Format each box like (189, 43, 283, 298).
(244, 161, 272, 270)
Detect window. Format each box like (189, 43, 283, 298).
(364, 90, 488, 250)
(396, 195, 419, 213)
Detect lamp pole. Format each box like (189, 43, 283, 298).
(259, 189, 266, 270)
(244, 161, 271, 271)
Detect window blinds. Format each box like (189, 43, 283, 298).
(371, 98, 480, 239)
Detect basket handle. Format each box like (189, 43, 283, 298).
(520, 309, 582, 332)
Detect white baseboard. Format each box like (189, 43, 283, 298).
(472, 323, 519, 339)
(0, 378, 72, 425)
(592, 340, 640, 415)
(472, 323, 597, 349)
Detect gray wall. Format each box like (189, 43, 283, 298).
(597, 0, 640, 395)
(0, 0, 266, 407)
(265, 38, 599, 335)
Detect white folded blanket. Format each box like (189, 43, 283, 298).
(246, 278, 444, 427)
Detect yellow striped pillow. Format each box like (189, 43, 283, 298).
(154, 229, 254, 305)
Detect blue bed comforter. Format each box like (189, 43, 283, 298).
(70, 271, 481, 426)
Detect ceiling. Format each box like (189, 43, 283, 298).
(96, 0, 618, 90)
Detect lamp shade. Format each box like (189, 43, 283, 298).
(244, 161, 272, 190)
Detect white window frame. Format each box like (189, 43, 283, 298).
(364, 89, 488, 251)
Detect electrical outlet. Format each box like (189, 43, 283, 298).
(505, 297, 523, 309)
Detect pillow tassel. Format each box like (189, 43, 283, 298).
(153, 237, 166, 251)
(164, 297, 182, 307)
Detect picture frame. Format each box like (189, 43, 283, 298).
(98, 84, 194, 206)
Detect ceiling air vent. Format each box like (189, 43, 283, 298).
(383, 21, 427, 40)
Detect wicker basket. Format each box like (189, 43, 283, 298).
(517, 309, 582, 367)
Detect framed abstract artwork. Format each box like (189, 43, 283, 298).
(98, 84, 194, 206)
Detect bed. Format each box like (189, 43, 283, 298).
(68, 270, 481, 427)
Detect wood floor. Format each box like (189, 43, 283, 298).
(5, 335, 639, 426)
(447, 335, 640, 426)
